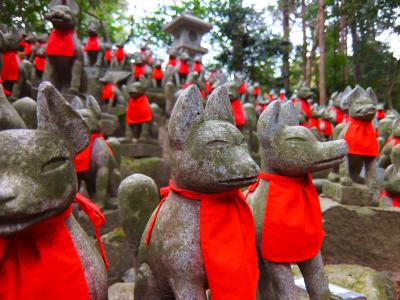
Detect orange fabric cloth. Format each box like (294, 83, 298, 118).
(115, 48, 125, 64)
(0, 193, 108, 300)
(193, 62, 202, 73)
(380, 191, 400, 208)
(1, 51, 19, 81)
(178, 60, 189, 75)
(238, 82, 246, 95)
(321, 120, 333, 137)
(74, 132, 107, 173)
(152, 67, 163, 80)
(231, 98, 246, 127)
(133, 64, 145, 79)
(34, 56, 46, 71)
(344, 118, 379, 156)
(46, 29, 75, 57)
(105, 49, 112, 61)
(309, 118, 321, 133)
(167, 56, 176, 66)
(247, 172, 324, 262)
(126, 95, 153, 124)
(101, 83, 114, 100)
(84, 36, 99, 51)
(146, 181, 259, 300)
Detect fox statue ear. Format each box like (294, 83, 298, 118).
(280, 101, 299, 126)
(258, 100, 281, 149)
(37, 82, 89, 156)
(204, 85, 235, 125)
(347, 85, 366, 107)
(169, 85, 204, 146)
(366, 87, 378, 105)
(86, 95, 101, 118)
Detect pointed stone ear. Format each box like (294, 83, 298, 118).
(37, 82, 89, 156)
(86, 95, 101, 118)
(71, 96, 84, 110)
(366, 87, 378, 104)
(280, 101, 299, 126)
(347, 85, 366, 107)
(168, 84, 204, 146)
(204, 85, 235, 124)
(258, 100, 282, 149)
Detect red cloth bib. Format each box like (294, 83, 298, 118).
(380, 191, 400, 208)
(309, 118, 321, 133)
(247, 172, 324, 262)
(376, 109, 385, 121)
(126, 95, 153, 124)
(205, 80, 213, 94)
(332, 107, 344, 124)
(84, 36, 99, 51)
(230, 98, 246, 126)
(101, 83, 114, 100)
(133, 64, 145, 79)
(344, 118, 379, 156)
(178, 60, 189, 75)
(321, 120, 333, 137)
(167, 56, 176, 67)
(34, 56, 46, 71)
(1, 51, 19, 81)
(294, 98, 312, 119)
(0, 193, 108, 300)
(105, 49, 112, 61)
(385, 136, 400, 147)
(278, 94, 286, 101)
(146, 181, 259, 300)
(254, 87, 260, 96)
(193, 62, 202, 73)
(46, 29, 75, 57)
(239, 82, 246, 95)
(24, 42, 32, 56)
(152, 67, 163, 80)
(115, 48, 125, 64)
(74, 132, 110, 173)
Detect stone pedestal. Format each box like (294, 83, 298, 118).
(322, 181, 375, 206)
(120, 142, 162, 158)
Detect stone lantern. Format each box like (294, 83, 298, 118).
(163, 11, 212, 58)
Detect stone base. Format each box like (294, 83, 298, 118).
(120, 142, 162, 158)
(322, 181, 374, 206)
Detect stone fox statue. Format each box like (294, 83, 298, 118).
(0, 82, 108, 300)
(246, 100, 347, 300)
(119, 85, 260, 300)
(43, 1, 84, 93)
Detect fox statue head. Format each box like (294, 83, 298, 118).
(258, 100, 347, 177)
(168, 85, 259, 193)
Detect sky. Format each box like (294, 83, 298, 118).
(125, 0, 400, 62)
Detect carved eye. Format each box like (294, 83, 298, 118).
(207, 140, 229, 147)
(42, 157, 69, 174)
(286, 137, 306, 142)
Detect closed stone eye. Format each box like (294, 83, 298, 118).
(41, 157, 69, 174)
(286, 137, 306, 142)
(207, 140, 229, 147)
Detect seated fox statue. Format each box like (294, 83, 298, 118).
(246, 100, 348, 300)
(0, 82, 108, 300)
(380, 144, 400, 208)
(119, 85, 260, 299)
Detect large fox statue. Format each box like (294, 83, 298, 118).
(246, 100, 348, 300)
(119, 85, 260, 299)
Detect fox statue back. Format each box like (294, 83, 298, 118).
(119, 85, 260, 299)
(246, 100, 347, 300)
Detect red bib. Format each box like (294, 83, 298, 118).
(146, 181, 259, 300)
(230, 98, 246, 127)
(126, 95, 153, 124)
(133, 64, 145, 79)
(254, 87, 260, 96)
(167, 56, 176, 66)
(376, 109, 385, 121)
(46, 29, 75, 57)
(74, 132, 110, 173)
(105, 49, 112, 61)
(84, 36, 99, 51)
(178, 60, 189, 75)
(193, 62, 202, 73)
(278, 94, 286, 101)
(0, 193, 108, 300)
(1, 51, 19, 81)
(385, 136, 400, 147)
(321, 120, 333, 137)
(247, 172, 324, 262)
(24, 42, 32, 56)
(332, 107, 344, 124)
(238, 82, 246, 95)
(101, 83, 114, 100)
(344, 118, 379, 156)
(115, 48, 125, 64)
(152, 67, 163, 80)
(380, 191, 400, 208)
(34, 56, 46, 71)
(309, 118, 321, 133)
(294, 98, 312, 119)
(205, 80, 213, 94)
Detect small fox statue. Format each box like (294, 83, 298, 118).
(246, 100, 348, 300)
(119, 85, 260, 300)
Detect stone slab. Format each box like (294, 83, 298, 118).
(108, 282, 134, 300)
(120, 142, 162, 158)
(322, 181, 374, 206)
